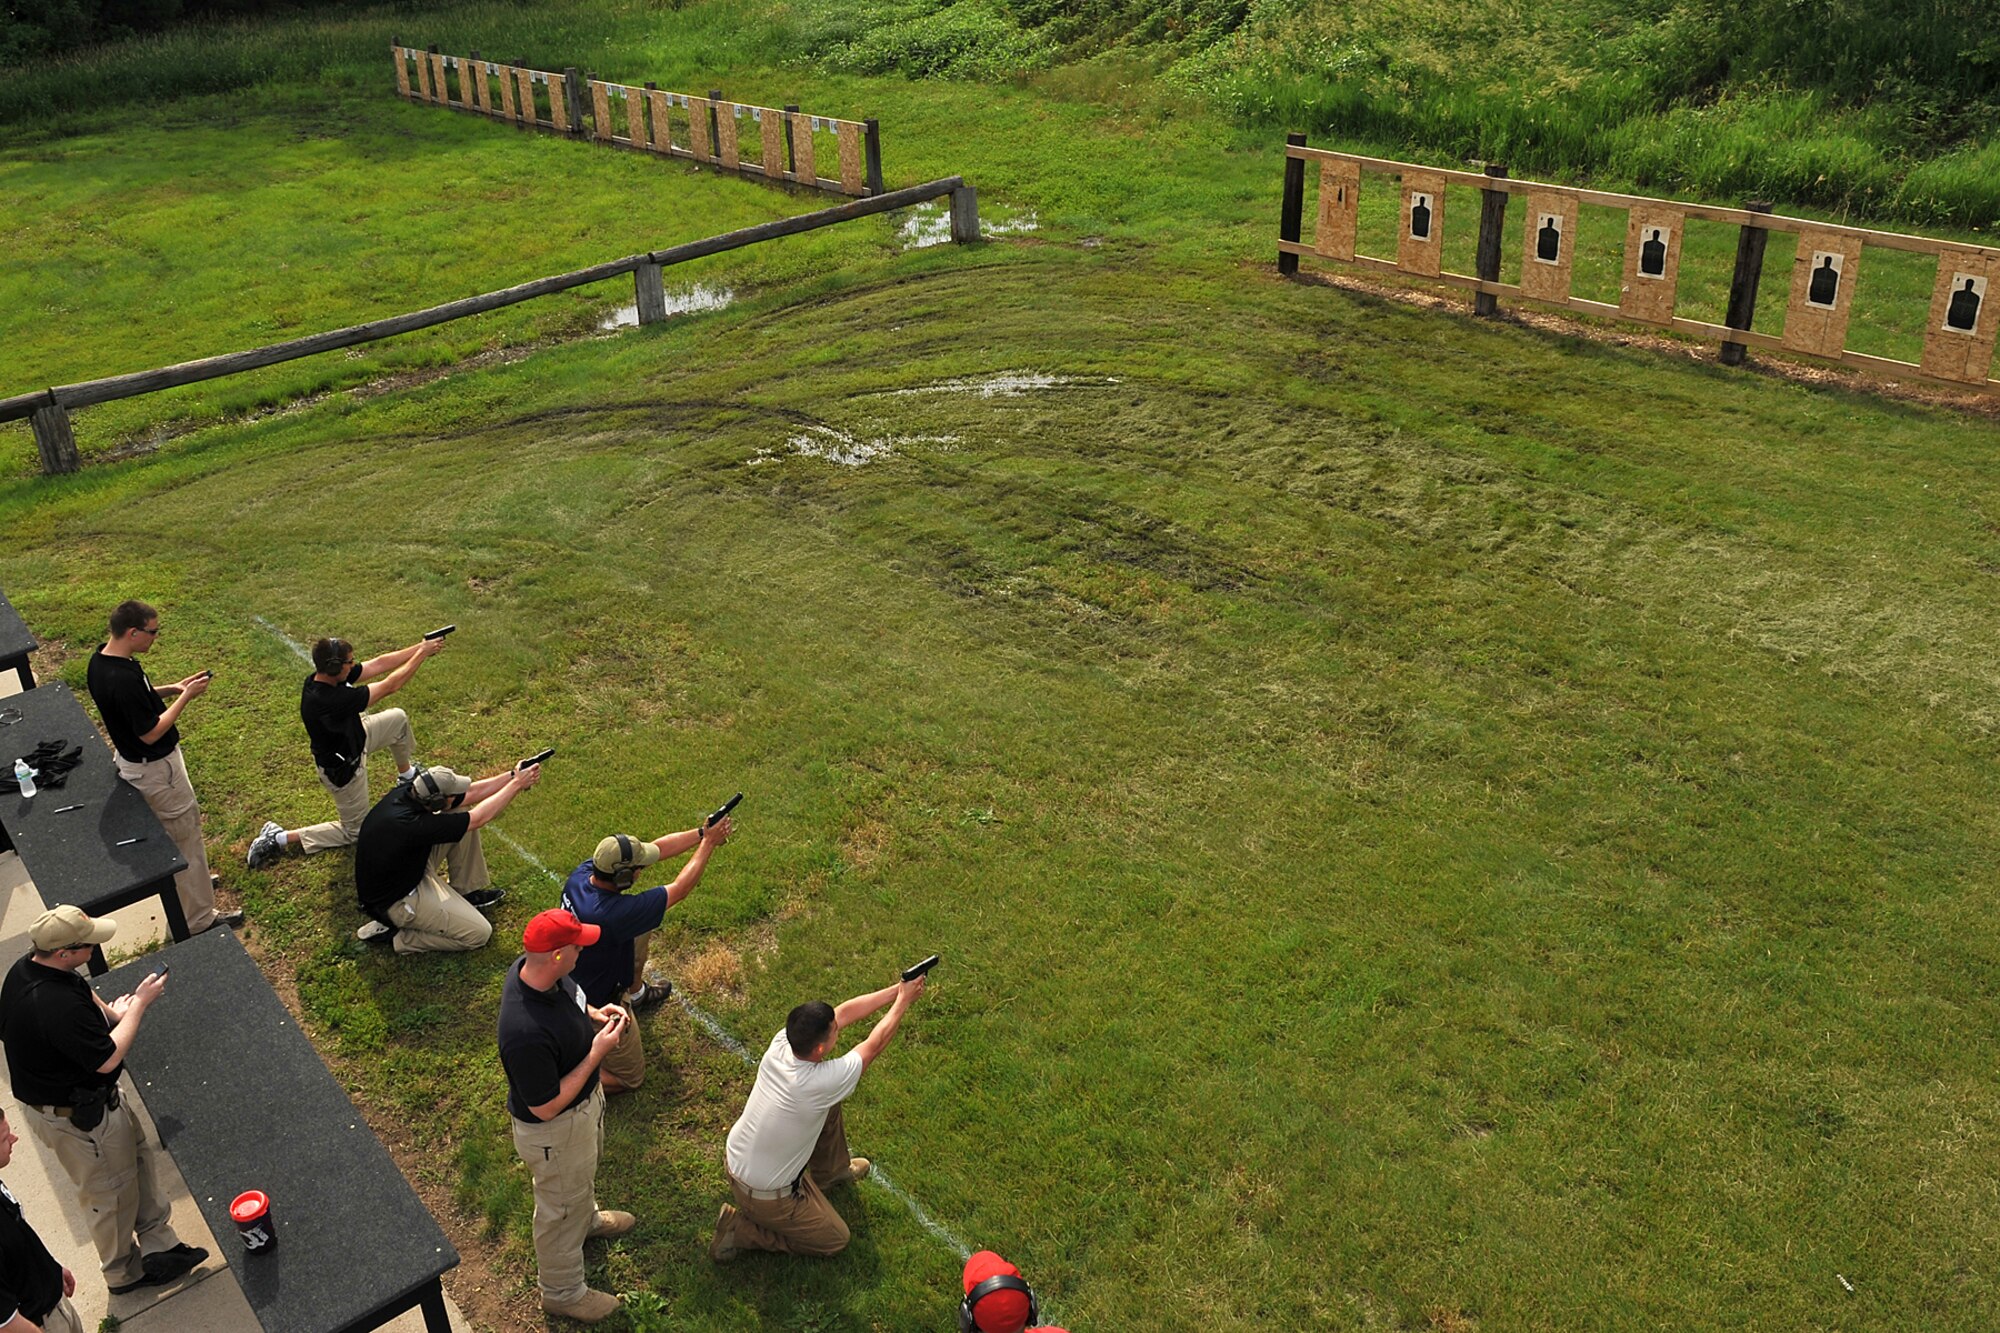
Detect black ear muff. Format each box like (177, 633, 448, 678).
(961, 1274, 1037, 1332)
(611, 834, 638, 888)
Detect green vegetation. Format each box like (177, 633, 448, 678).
(6, 1, 2000, 1331)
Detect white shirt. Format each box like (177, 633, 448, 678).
(725, 1029, 865, 1190)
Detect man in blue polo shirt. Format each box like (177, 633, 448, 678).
(557, 816, 733, 1092)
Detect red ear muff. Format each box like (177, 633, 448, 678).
(960, 1274, 1037, 1333)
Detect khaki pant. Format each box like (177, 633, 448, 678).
(112, 746, 216, 935)
(600, 1012, 644, 1090)
(22, 1095, 183, 1288)
(511, 1085, 605, 1305)
(721, 1104, 858, 1257)
(386, 835, 491, 954)
(295, 709, 414, 855)
(41, 1297, 83, 1333)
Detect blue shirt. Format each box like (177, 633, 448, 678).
(559, 861, 670, 1005)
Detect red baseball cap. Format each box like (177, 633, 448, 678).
(963, 1251, 1034, 1333)
(523, 909, 600, 952)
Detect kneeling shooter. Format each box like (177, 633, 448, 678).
(354, 761, 540, 954)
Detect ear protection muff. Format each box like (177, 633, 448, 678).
(959, 1275, 1037, 1333)
(407, 766, 451, 812)
(607, 833, 639, 889)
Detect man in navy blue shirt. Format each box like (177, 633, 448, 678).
(558, 816, 733, 1092)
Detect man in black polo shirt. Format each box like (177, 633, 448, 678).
(353, 762, 539, 954)
(246, 632, 445, 869)
(0, 1106, 85, 1333)
(84, 599, 238, 934)
(0, 907, 206, 1296)
(498, 910, 635, 1324)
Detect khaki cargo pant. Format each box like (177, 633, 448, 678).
(41, 1297, 83, 1333)
(112, 745, 216, 934)
(511, 1085, 605, 1306)
(22, 1095, 184, 1288)
(385, 834, 492, 954)
(295, 709, 415, 854)
(720, 1104, 858, 1257)
(599, 1012, 644, 1090)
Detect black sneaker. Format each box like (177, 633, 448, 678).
(110, 1242, 208, 1292)
(464, 888, 506, 911)
(624, 980, 673, 1009)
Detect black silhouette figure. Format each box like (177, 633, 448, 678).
(1336, 186, 1346, 205)
(1410, 195, 1432, 240)
(1537, 216, 1561, 263)
(1639, 228, 1667, 277)
(1948, 278, 1982, 331)
(1808, 255, 1840, 307)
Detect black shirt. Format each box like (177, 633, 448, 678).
(497, 957, 597, 1122)
(0, 1178, 64, 1327)
(85, 648, 176, 763)
(301, 665, 370, 786)
(0, 954, 118, 1107)
(353, 783, 470, 917)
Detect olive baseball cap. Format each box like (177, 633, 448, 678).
(592, 834, 662, 876)
(31, 905, 118, 951)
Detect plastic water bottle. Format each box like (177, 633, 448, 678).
(13, 758, 35, 799)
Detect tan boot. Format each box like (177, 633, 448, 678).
(709, 1204, 741, 1263)
(542, 1289, 621, 1322)
(587, 1209, 636, 1239)
(840, 1156, 871, 1184)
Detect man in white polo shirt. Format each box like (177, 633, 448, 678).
(710, 973, 926, 1260)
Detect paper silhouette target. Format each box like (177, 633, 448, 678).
(1397, 171, 1446, 276)
(1619, 208, 1684, 324)
(1922, 257, 2000, 384)
(1783, 230, 1862, 357)
(1520, 190, 1578, 302)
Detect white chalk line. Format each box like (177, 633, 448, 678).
(254, 614, 980, 1264)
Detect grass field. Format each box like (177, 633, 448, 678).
(6, 3, 2000, 1332)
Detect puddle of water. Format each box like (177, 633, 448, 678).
(882, 372, 1119, 398)
(600, 283, 735, 330)
(750, 426, 960, 468)
(898, 203, 1039, 250)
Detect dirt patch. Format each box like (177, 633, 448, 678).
(671, 942, 744, 1001)
(26, 636, 71, 684)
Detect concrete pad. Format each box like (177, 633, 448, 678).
(0, 853, 471, 1332)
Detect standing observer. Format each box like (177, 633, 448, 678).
(497, 910, 638, 1325)
(710, 972, 926, 1261)
(558, 816, 734, 1092)
(353, 762, 538, 954)
(247, 632, 445, 868)
(0, 1106, 85, 1333)
(0, 908, 207, 1297)
(85, 600, 239, 934)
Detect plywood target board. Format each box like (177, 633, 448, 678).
(1620, 207, 1684, 325)
(1921, 252, 2000, 385)
(1519, 189, 1578, 302)
(790, 112, 817, 183)
(1781, 229, 1864, 357)
(591, 82, 614, 141)
(1397, 171, 1445, 277)
(515, 68, 536, 122)
(394, 48, 412, 98)
(1314, 160, 1360, 261)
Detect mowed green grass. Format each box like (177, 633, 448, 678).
(4, 234, 2000, 1329)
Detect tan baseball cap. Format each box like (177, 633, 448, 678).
(31, 905, 118, 952)
(592, 834, 662, 876)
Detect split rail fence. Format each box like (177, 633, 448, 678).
(1277, 137, 2000, 396)
(394, 42, 883, 198)
(0, 178, 978, 475)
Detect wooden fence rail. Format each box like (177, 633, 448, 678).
(1, 176, 977, 474)
(1277, 138, 2000, 396)
(393, 41, 883, 198)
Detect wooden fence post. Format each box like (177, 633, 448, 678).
(863, 119, 884, 195)
(1278, 132, 1307, 276)
(31, 397, 79, 475)
(951, 185, 981, 243)
(1720, 201, 1776, 367)
(634, 261, 668, 324)
(1474, 162, 1510, 316)
(707, 90, 723, 159)
(564, 68, 585, 136)
(783, 103, 799, 176)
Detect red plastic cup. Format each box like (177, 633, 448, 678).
(230, 1190, 277, 1254)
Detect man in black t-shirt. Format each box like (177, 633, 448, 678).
(498, 910, 633, 1324)
(83, 599, 238, 935)
(0, 1106, 85, 1333)
(246, 633, 444, 869)
(353, 761, 541, 954)
(0, 907, 206, 1296)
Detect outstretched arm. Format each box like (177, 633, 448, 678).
(853, 976, 925, 1070)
